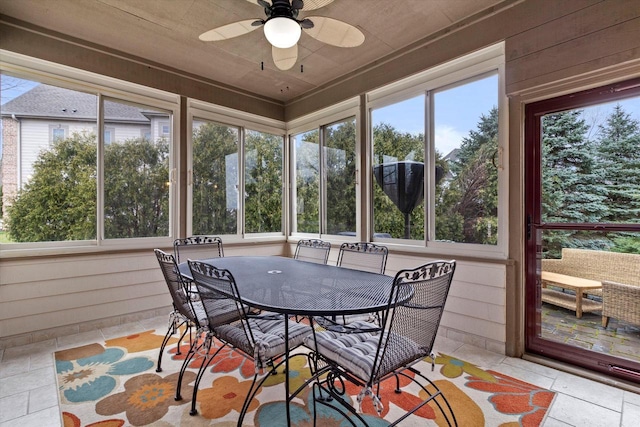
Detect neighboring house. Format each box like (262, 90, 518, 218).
(0, 83, 170, 219)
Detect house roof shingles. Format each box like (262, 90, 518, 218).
(1, 84, 152, 123)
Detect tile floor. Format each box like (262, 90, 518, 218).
(1, 315, 639, 427)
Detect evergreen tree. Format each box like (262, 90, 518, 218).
(596, 104, 640, 223)
(325, 120, 357, 234)
(541, 110, 608, 256)
(437, 107, 499, 244)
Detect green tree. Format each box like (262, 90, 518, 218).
(7, 133, 97, 242)
(325, 119, 357, 234)
(596, 104, 640, 254)
(245, 130, 282, 233)
(104, 137, 169, 238)
(372, 123, 425, 239)
(7, 132, 169, 242)
(192, 122, 239, 235)
(437, 107, 499, 244)
(596, 104, 640, 223)
(541, 110, 608, 257)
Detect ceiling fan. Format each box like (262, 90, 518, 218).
(199, 0, 365, 70)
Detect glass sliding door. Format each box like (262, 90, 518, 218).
(525, 77, 640, 382)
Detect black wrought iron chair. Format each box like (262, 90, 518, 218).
(304, 260, 457, 427)
(294, 239, 331, 264)
(337, 242, 388, 274)
(178, 259, 313, 420)
(335, 242, 389, 324)
(153, 249, 207, 373)
(173, 235, 224, 264)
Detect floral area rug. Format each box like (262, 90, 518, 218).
(55, 328, 556, 426)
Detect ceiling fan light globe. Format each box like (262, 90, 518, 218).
(264, 17, 301, 48)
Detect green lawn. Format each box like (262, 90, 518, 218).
(0, 231, 14, 243)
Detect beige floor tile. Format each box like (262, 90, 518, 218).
(625, 390, 640, 406)
(542, 416, 573, 426)
(100, 322, 147, 340)
(490, 361, 555, 389)
(0, 392, 29, 423)
(433, 335, 465, 355)
(138, 314, 170, 332)
(551, 371, 624, 412)
(0, 406, 61, 427)
(448, 343, 506, 368)
(30, 351, 55, 370)
(0, 366, 56, 399)
(29, 384, 59, 413)
(1, 340, 56, 362)
(547, 393, 621, 427)
(502, 357, 561, 379)
(55, 331, 104, 350)
(0, 358, 29, 379)
(622, 402, 640, 427)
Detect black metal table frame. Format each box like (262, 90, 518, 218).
(178, 255, 398, 427)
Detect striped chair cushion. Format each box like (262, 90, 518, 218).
(217, 316, 312, 368)
(304, 320, 421, 382)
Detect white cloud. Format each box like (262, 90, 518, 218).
(435, 125, 464, 157)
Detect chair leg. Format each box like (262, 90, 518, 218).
(175, 332, 203, 401)
(602, 316, 610, 328)
(157, 311, 180, 372)
(190, 337, 226, 416)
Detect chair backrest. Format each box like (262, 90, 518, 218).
(174, 236, 224, 264)
(294, 239, 331, 264)
(154, 249, 200, 326)
(187, 260, 255, 352)
(336, 242, 388, 274)
(374, 260, 456, 381)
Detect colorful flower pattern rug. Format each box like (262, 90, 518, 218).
(55, 329, 556, 426)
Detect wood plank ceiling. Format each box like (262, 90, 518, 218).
(0, 0, 509, 103)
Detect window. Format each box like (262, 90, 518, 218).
(290, 112, 358, 237)
(0, 62, 178, 248)
(51, 126, 67, 142)
(372, 96, 425, 241)
(244, 129, 283, 234)
(103, 127, 114, 144)
(103, 99, 171, 239)
(191, 119, 239, 235)
(367, 43, 506, 254)
(188, 101, 285, 238)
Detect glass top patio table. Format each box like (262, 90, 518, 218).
(177, 255, 397, 317)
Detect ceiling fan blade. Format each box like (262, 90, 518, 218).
(199, 19, 262, 42)
(292, 0, 304, 10)
(303, 16, 364, 47)
(272, 45, 298, 70)
(301, 0, 334, 11)
(245, 0, 271, 7)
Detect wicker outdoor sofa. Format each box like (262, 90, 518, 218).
(541, 248, 640, 328)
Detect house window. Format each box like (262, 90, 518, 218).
(51, 126, 67, 142)
(0, 68, 177, 247)
(367, 43, 506, 254)
(104, 127, 114, 144)
(290, 116, 357, 236)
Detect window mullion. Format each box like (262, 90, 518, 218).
(97, 93, 105, 243)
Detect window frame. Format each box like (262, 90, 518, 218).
(366, 43, 508, 258)
(0, 50, 180, 255)
(186, 99, 286, 242)
(287, 97, 361, 240)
